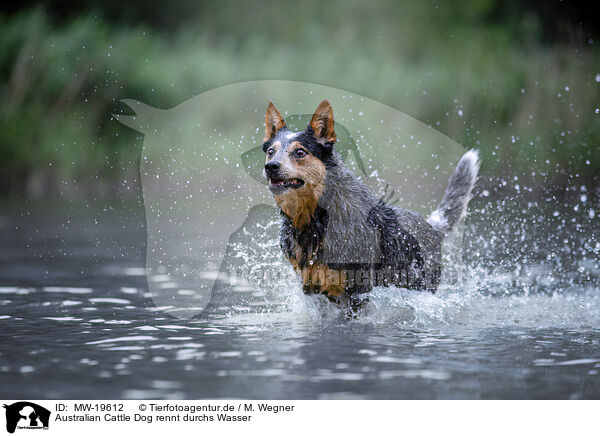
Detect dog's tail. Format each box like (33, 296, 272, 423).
(427, 149, 480, 234)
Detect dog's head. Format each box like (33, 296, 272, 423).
(262, 100, 337, 227)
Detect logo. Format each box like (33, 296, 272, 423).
(3, 402, 50, 433)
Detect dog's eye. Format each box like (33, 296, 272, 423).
(267, 148, 275, 157)
(293, 149, 307, 158)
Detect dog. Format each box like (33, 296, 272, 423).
(262, 100, 479, 309)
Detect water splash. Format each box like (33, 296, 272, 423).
(214, 189, 600, 331)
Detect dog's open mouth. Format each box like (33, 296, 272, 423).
(269, 177, 305, 190)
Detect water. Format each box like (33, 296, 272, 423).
(0, 193, 599, 399)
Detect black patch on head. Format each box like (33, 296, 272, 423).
(262, 125, 337, 167)
(296, 125, 335, 164)
(262, 137, 275, 153)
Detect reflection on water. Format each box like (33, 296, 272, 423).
(0, 196, 599, 399)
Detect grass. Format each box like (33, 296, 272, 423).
(0, 3, 598, 197)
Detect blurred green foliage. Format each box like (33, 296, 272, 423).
(0, 1, 598, 196)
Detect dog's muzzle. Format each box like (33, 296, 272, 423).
(264, 162, 305, 193)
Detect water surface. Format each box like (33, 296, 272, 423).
(0, 196, 599, 399)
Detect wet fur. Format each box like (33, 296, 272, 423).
(263, 100, 479, 304)
(271, 141, 326, 228)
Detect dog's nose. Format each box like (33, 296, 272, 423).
(264, 161, 280, 173)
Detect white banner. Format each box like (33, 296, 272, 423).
(1, 400, 597, 435)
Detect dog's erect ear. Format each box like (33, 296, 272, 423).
(264, 101, 286, 142)
(309, 100, 337, 145)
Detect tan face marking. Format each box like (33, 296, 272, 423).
(270, 141, 326, 228)
(265, 141, 281, 160)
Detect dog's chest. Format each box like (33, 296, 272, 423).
(279, 208, 347, 298)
